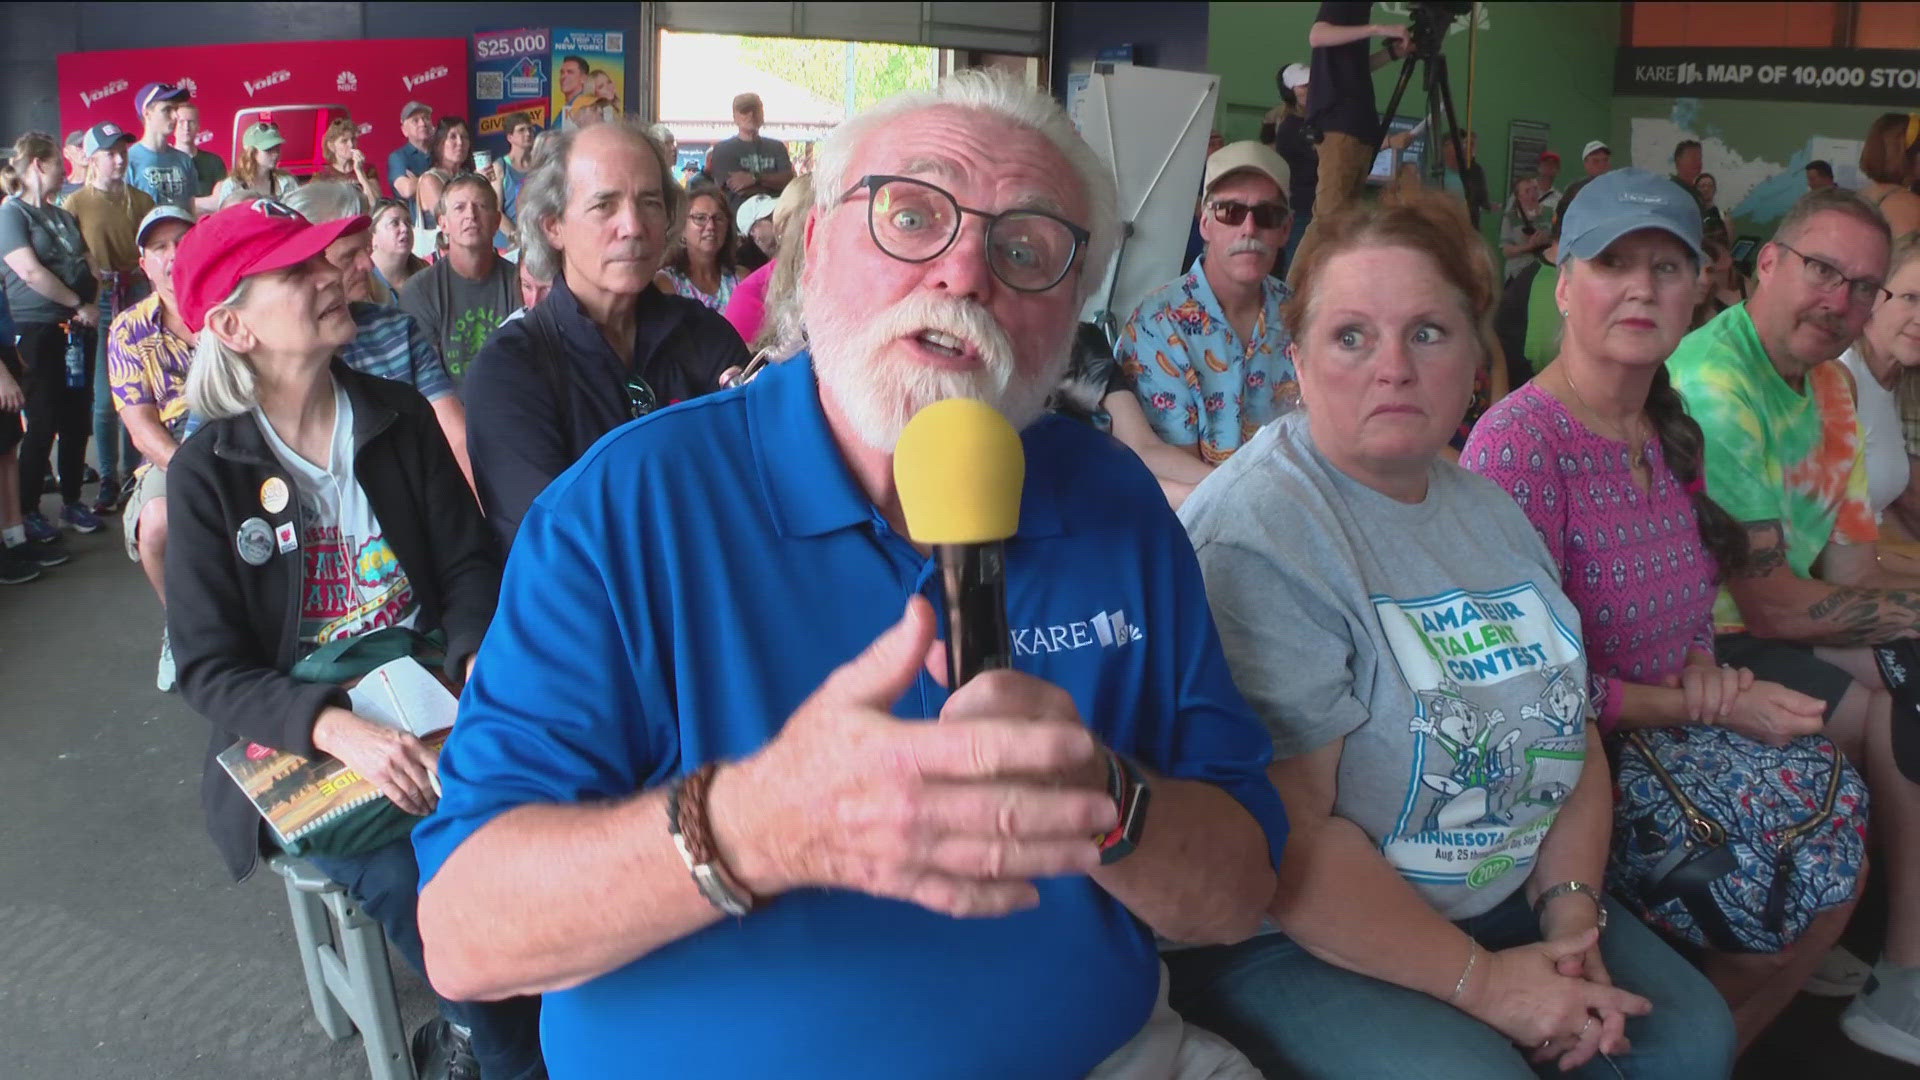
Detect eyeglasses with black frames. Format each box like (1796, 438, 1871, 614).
(1775, 242, 1892, 307)
(837, 174, 1090, 294)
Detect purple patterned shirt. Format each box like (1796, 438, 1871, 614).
(1463, 383, 1718, 731)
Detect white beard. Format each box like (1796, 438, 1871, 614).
(804, 288, 1063, 451)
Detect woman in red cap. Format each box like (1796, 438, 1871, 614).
(161, 199, 541, 1078)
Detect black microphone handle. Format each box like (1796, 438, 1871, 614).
(935, 542, 1012, 688)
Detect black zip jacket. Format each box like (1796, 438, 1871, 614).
(165, 362, 501, 880)
(463, 274, 748, 552)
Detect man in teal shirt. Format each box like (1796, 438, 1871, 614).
(1121, 141, 1298, 468)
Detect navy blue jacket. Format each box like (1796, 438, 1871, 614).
(463, 274, 747, 551)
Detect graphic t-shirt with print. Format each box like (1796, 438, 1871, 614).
(1181, 413, 1589, 918)
(398, 257, 519, 387)
(1118, 260, 1298, 463)
(126, 142, 199, 210)
(1668, 303, 1876, 631)
(253, 380, 421, 648)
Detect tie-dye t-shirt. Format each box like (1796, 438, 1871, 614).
(1667, 303, 1876, 632)
(1118, 261, 1298, 463)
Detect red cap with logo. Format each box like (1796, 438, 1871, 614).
(172, 199, 369, 333)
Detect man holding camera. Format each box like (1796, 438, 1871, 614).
(1304, 3, 1409, 236)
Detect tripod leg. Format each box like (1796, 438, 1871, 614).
(1430, 54, 1479, 227)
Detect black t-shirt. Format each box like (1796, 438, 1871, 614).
(1308, 2, 1380, 141)
(1050, 324, 1133, 430)
(1270, 115, 1321, 212)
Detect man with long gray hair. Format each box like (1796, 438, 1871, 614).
(459, 119, 746, 550)
(414, 70, 1285, 1078)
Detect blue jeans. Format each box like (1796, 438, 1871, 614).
(308, 838, 545, 1080)
(1164, 892, 1735, 1080)
(1279, 209, 1311, 280)
(91, 284, 142, 483)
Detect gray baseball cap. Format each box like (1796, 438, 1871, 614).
(401, 100, 433, 123)
(136, 205, 196, 248)
(1560, 168, 1704, 263)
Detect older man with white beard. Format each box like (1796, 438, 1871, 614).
(413, 70, 1288, 1080)
(1120, 142, 1299, 477)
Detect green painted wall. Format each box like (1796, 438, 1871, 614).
(1610, 96, 1896, 239)
(1208, 2, 1619, 238)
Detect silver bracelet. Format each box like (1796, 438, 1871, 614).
(1448, 941, 1479, 1004)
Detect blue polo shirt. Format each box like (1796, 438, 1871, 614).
(387, 142, 432, 200)
(414, 353, 1289, 1079)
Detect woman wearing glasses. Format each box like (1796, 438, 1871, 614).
(214, 123, 298, 208)
(655, 184, 739, 311)
(161, 201, 542, 1076)
(462, 121, 747, 551)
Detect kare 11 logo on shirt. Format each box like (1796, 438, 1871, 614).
(1012, 608, 1145, 658)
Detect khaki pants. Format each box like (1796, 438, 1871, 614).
(1302, 130, 1377, 251)
(122, 465, 167, 562)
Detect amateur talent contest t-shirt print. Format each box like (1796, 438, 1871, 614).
(1371, 582, 1587, 892)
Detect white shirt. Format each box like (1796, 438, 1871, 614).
(1839, 346, 1910, 517)
(253, 379, 420, 646)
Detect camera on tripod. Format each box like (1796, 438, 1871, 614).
(1405, 1, 1472, 59)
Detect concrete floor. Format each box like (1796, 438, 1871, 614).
(1, 498, 1916, 1079)
(0, 520, 436, 1080)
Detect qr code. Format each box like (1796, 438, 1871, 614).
(605, 32, 623, 52)
(476, 71, 504, 101)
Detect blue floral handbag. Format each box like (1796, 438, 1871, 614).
(1606, 726, 1867, 954)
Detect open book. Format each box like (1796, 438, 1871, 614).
(217, 656, 459, 847)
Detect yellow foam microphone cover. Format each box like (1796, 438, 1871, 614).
(893, 398, 1025, 545)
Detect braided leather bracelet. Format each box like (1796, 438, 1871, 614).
(667, 762, 756, 917)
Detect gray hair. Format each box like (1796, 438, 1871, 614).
(185, 279, 261, 420)
(755, 173, 815, 355)
(284, 180, 365, 223)
(517, 118, 685, 283)
(1773, 186, 1892, 252)
(809, 68, 1120, 306)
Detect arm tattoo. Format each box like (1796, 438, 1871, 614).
(1804, 587, 1920, 646)
(1736, 521, 1789, 579)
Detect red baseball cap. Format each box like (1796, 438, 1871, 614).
(1539, 150, 1562, 164)
(172, 199, 369, 333)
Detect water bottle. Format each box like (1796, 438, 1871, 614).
(64, 323, 86, 389)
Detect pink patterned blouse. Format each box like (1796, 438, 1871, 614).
(1463, 383, 1719, 732)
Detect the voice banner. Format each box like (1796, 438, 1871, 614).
(59, 37, 468, 185)
(1616, 46, 1920, 107)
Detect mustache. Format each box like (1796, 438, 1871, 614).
(1227, 237, 1276, 258)
(875, 293, 1016, 380)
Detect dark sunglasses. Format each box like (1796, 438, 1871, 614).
(1209, 200, 1288, 229)
(624, 374, 659, 419)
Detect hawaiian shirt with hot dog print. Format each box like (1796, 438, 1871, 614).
(1118, 259, 1297, 463)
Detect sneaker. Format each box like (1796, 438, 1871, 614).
(59, 502, 103, 534)
(1808, 944, 1874, 998)
(0, 550, 40, 585)
(1842, 961, 1920, 1065)
(8, 537, 69, 567)
(410, 1019, 480, 1080)
(91, 473, 121, 515)
(156, 630, 175, 693)
(22, 512, 60, 544)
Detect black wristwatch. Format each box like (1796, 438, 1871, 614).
(1097, 752, 1152, 866)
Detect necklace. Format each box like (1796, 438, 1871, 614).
(1560, 362, 1648, 455)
